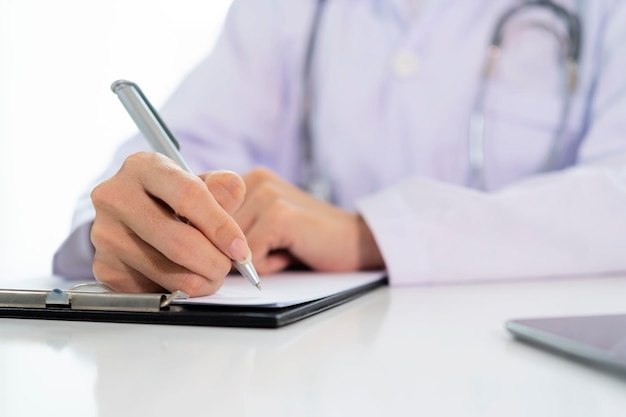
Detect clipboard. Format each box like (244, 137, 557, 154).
(0, 274, 387, 328)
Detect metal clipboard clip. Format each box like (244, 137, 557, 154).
(0, 283, 189, 313)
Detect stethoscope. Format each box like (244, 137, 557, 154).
(468, 1, 582, 190)
(300, 0, 582, 198)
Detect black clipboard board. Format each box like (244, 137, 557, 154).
(0, 276, 387, 328)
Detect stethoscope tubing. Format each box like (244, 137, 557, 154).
(301, 0, 582, 194)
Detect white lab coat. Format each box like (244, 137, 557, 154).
(54, 0, 626, 285)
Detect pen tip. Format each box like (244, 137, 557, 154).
(256, 283, 262, 291)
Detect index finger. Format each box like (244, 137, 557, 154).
(135, 152, 253, 263)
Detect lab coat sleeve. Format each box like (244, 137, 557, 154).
(52, 0, 293, 279)
(357, 2, 626, 286)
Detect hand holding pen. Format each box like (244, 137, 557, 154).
(88, 80, 261, 296)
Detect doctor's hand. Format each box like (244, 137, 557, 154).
(89, 152, 250, 296)
(234, 168, 385, 274)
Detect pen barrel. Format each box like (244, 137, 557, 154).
(111, 80, 192, 173)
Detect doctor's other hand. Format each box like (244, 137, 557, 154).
(235, 168, 385, 274)
(89, 152, 249, 296)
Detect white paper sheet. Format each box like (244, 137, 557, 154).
(172, 271, 386, 308)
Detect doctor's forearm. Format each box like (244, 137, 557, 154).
(358, 159, 626, 286)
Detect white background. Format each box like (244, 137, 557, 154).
(0, 0, 233, 282)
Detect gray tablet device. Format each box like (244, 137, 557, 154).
(506, 314, 626, 373)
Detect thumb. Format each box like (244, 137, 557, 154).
(200, 170, 246, 214)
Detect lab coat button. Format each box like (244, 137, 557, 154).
(392, 51, 419, 78)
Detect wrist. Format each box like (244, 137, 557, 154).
(356, 215, 385, 270)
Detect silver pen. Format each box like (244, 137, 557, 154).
(111, 79, 262, 290)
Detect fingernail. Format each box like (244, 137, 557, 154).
(229, 238, 251, 263)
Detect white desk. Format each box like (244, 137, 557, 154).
(1, 275, 625, 417)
